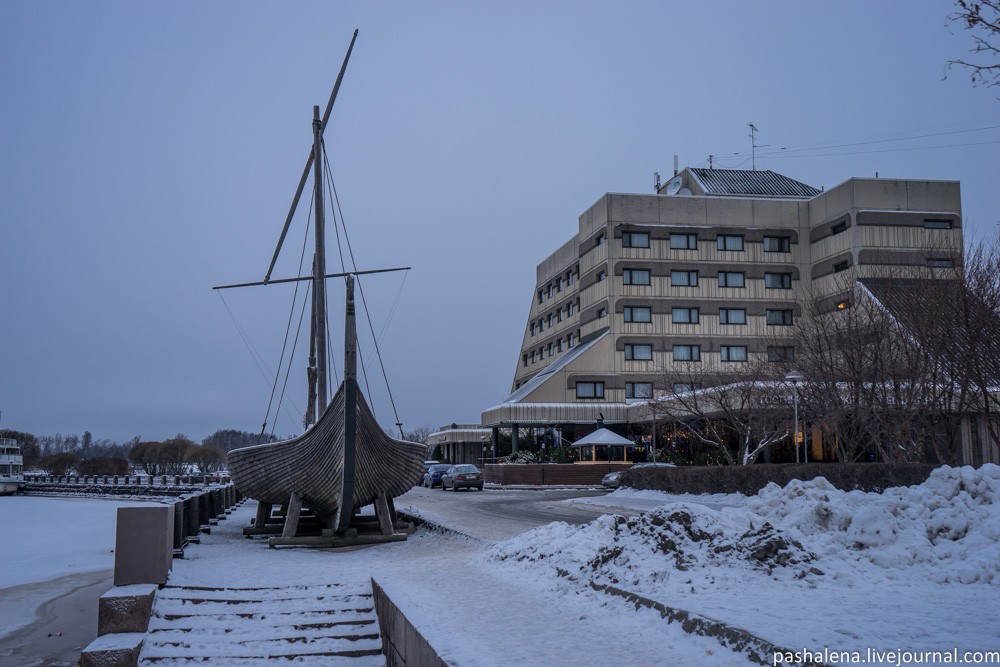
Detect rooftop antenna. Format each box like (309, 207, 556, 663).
(654, 171, 661, 192)
(708, 154, 714, 169)
(748, 122, 759, 170)
(673, 154, 679, 176)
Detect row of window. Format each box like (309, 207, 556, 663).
(537, 268, 579, 305)
(523, 332, 579, 366)
(578, 381, 697, 400)
(609, 344, 767, 363)
(531, 299, 581, 336)
(622, 306, 794, 325)
(619, 231, 794, 253)
(602, 268, 795, 289)
(609, 218, 953, 258)
(666, 344, 794, 363)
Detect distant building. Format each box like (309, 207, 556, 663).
(481, 167, 980, 462)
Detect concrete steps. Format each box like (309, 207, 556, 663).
(139, 583, 383, 665)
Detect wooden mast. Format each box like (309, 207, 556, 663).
(310, 105, 328, 421)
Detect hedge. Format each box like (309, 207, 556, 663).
(623, 462, 938, 496)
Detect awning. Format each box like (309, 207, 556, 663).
(571, 428, 635, 447)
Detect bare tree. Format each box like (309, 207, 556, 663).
(948, 0, 1000, 88)
(658, 361, 791, 465)
(186, 444, 225, 475)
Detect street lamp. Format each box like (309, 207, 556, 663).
(785, 372, 804, 463)
(650, 400, 658, 464)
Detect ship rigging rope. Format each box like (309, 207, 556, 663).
(217, 290, 301, 430)
(260, 184, 317, 443)
(322, 152, 377, 415)
(322, 144, 406, 436)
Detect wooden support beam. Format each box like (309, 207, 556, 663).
(374, 492, 394, 536)
(282, 492, 303, 538)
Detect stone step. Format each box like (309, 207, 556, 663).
(139, 583, 383, 665)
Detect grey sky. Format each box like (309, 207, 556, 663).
(1, 1, 997, 443)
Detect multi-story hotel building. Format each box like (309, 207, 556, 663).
(479, 167, 964, 452)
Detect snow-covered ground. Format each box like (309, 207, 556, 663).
(4, 467, 999, 666)
(492, 465, 1000, 664)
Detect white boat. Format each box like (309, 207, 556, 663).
(0, 438, 23, 495)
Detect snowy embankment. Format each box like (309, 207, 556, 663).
(488, 465, 1000, 660)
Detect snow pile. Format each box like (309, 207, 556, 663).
(488, 464, 1000, 588)
(746, 464, 1000, 584)
(488, 502, 821, 591)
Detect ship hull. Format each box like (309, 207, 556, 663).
(227, 378, 425, 527)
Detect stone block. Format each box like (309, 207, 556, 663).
(113, 506, 173, 586)
(98, 584, 158, 635)
(79, 632, 145, 667)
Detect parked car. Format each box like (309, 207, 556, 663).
(602, 462, 676, 489)
(441, 464, 485, 492)
(422, 463, 452, 488)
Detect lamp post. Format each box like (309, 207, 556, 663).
(651, 400, 658, 464)
(785, 372, 804, 463)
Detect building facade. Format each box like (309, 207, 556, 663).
(481, 167, 966, 457)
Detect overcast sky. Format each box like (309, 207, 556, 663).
(1, 1, 998, 443)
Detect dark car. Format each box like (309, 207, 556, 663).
(441, 464, 485, 492)
(422, 463, 452, 488)
(602, 462, 676, 489)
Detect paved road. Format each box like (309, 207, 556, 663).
(395, 486, 633, 542)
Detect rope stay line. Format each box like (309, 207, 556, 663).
(259, 186, 316, 443)
(322, 146, 407, 438)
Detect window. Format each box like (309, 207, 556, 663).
(537, 290, 544, 304)
(671, 270, 698, 287)
(547, 343, 554, 356)
(672, 307, 699, 324)
(673, 383, 698, 394)
(556, 277, 563, 292)
(567, 334, 574, 349)
(767, 346, 794, 362)
(547, 314, 553, 327)
(567, 301, 574, 316)
(718, 271, 745, 288)
(576, 381, 605, 399)
(626, 382, 653, 399)
(595, 232, 606, 245)
(717, 235, 744, 251)
(530, 350, 536, 363)
(597, 307, 608, 319)
(763, 236, 791, 253)
(673, 345, 701, 361)
(557, 308, 563, 322)
(719, 308, 747, 324)
(557, 339, 563, 353)
(624, 344, 653, 361)
(832, 221, 848, 235)
(622, 231, 650, 248)
(927, 258, 955, 268)
(596, 270, 607, 282)
(766, 309, 793, 326)
(623, 268, 651, 285)
(624, 306, 652, 323)
(547, 285, 552, 299)
(720, 345, 748, 362)
(523, 354, 528, 367)
(765, 272, 792, 289)
(670, 234, 698, 250)
(530, 322, 536, 336)
(924, 219, 954, 230)
(538, 318, 544, 332)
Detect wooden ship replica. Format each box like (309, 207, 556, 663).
(219, 31, 425, 547)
